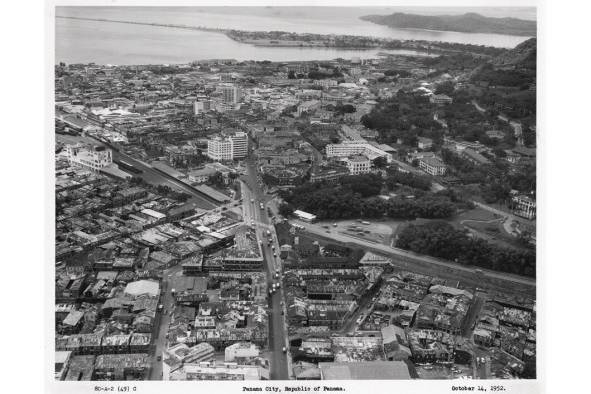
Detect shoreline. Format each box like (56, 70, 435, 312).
(55, 15, 506, 55)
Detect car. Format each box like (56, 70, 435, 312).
(250, 199, 255, 203)
(282, 346, 287, 353)
(326, 230, 330, 233)
(273, 253, 277, 257)
(157, 355, 162, 362)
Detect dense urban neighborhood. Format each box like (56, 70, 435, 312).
(54, 36, 536, 381)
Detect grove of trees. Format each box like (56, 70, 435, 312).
(396, 221, 536, 277)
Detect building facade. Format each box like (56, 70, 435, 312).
(207, 132, 248, 161)
(419, 157, 447, 176)
(326, 141, 393, 163)
(193, 100, 212, 115)
(512, 195, 536, 220)
(66, 144, 113, 172)
(220, 84, 241, 104)
(343, 155, 371, 175)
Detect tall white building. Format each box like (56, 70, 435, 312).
(220, 84, 241, 104)
(207, 132, 248, 161)
(229, 132, 248, 159)
(66, 144, 113, 172)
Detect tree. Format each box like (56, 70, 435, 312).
(435, 81, 455, 96)
(396, 221, 535, 277)
(335, 104, 356, 114)
(278, 203, 295, 217)
(372, 156, 388, 169)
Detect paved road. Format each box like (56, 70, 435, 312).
(242, 159, 290, 380)
(148, 264, 183, 380)
(472, 201, 533, 235)
(471, 100, 486, 113)
(291, 219, 536, 288)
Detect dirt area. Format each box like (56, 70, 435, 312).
(316, 219, 403, 246)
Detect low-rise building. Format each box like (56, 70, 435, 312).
(318, 361, 411, 380)
(225, 342, 260, 363)
(343, 155, 371, 175)
(418, 157, 447, 176)
(326, 141, 393, 163)
(430, 94, 453, 105)
(94, 353, 150, 380)
(512, 195, 536, 220)
(417, 137, 433, 150)
(461, 148, 491, 166)
(168, 362, 263, 380)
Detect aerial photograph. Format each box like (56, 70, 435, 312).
(53, 4, 537, 382)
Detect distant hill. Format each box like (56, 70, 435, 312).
(469, 38, 536, 87)
(360, 12, 536, 37)
(492, 38, 536, 68)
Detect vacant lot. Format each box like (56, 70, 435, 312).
(316, 219, 403, 246)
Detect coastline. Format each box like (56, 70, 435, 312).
(55, 15, 505, 57)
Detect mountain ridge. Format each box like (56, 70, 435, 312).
(360, 12, 536, 37)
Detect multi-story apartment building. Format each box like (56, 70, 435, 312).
(220, 84, 241, 104)
(229, 132, 248, 159)
(206, 132, 248, 161)
(66, 144, 113, 172)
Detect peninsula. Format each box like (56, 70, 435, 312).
(360, 12, 536, 37)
